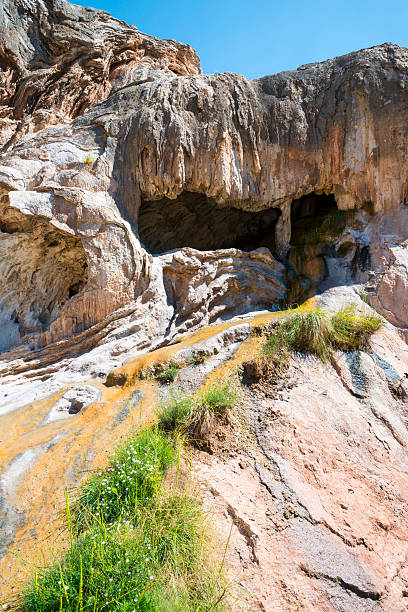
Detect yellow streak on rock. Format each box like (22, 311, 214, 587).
(110, 319, 252, 387)
(0, 379, 157, 601)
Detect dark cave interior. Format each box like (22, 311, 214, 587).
(138, 191, 282, 254)
(290, 192, 338, 246)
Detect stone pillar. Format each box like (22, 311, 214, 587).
(275, 201, 291, 259)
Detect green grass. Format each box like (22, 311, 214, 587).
(75, 428, 176, 529)
(263, 304, 382, 363)
(331, 306, 382, 351)
(279, 308, 333, 361)
(158, 392, 193, 431)
(18, 428, 225, 611)
(158, 382, 238, 434)
(263, 330, 285, 357)
(156, 364, 180, 385)
(200, 384, 237, 415)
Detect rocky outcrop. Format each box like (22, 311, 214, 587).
(0, 1, 407, 372)
(2, 288, 408, 611)
(124, 44, 408, 215)
(0, 0, 200, 148)
(199, 290, 408, 611)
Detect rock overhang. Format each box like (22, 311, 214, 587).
(0, 0, 407, 362)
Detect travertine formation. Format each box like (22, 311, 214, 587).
(1, 1, 408, 609)
(0, 0, 407, 370)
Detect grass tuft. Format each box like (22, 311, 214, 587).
(262, 304, 382, 364)
(199, 383, 237, 414)
(279, 308, 333, 361)
(331, 306, 382, 351)
(156, 363, 180, 384)
(158, 391, 193, 431)
(191, 351, 207, 366)
(158, 382, 238, 435)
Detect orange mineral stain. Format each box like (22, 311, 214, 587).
(0, 306, 306, 603)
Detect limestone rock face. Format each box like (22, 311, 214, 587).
(0, 0, 406, 386)
(0, 0, 406, 380)
(0, 0, 200, 147)
(2, 2, 408, 609)
(124, 44, 408, 214)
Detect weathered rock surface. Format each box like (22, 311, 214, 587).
(0, 0, 407, 379)
(2, 289, 408, 611)
(0, 0, 200, 147)
(1, 1, 408, 609)
(45, 385, 101, 422)
(193, 290, 408, 611)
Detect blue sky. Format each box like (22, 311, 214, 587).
(73, 0, 408, 78)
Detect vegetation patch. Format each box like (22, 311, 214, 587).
(278, 308, 333, 361)
(244, 304, 381, 384)
(158, 381, 238, 440)
(17, 427, 225, 611)
(266, 304, 382, 363)
(155, 363, 181, 384)
(157, 392, 193, 431)
(142, 351, 211, 385)
(300, 210, 355, 245)
(137, 360, 183, 384)
(75, 428, 176, 528)
(330, 306, 383, 351)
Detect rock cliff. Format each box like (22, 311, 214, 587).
(1, 1, 408, 610)
(0, 1, 408, 373)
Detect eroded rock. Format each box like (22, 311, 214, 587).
(0, 4, 407, 368)
(46, 385, 101, 421)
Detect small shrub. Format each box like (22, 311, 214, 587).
(156, 363, 180, 384)
(191, 382, 238, 434)
(263, 330, 284, 357)
(82, 155, 95, 165)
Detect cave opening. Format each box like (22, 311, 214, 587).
(138, 191, 281, 254)
(290, 192, 338, 246)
